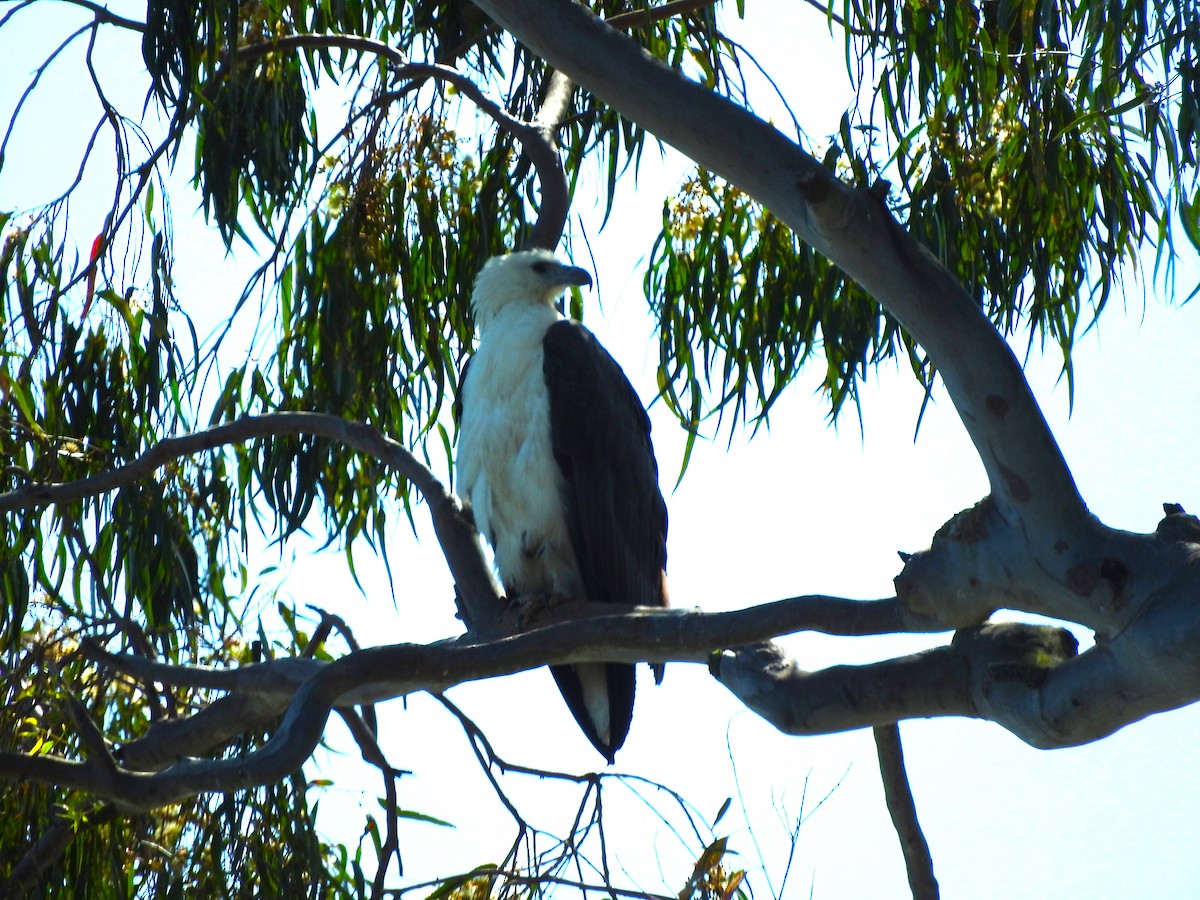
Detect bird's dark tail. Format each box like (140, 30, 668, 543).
(550, 662, 636, 764)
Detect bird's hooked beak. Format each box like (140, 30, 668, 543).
(548, 262, 593, 290)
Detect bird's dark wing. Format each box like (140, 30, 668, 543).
(543, 320, 668, 762)
(542, 319, 668, 611)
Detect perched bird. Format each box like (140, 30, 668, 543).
(456, 249, 669, 763)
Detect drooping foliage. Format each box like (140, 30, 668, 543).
(1, 0, 1198, 894)
(650, 1, 1200, 425)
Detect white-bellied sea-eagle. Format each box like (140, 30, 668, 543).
(456, 249, 669, 763)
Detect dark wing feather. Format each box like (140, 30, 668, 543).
(543, 320, 668, 762)
(542, 320, 668, 609)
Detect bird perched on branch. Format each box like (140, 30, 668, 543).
(456, 249, 668, 763)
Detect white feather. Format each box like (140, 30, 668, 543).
(457, 298, 583, 601)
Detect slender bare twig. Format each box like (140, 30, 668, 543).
(0, 411, 504, 631)
(48, 0, 145, 31)
(237, 32, 579, 250)
(0, 23, 93, 163)
(606, 0, 719, 28)
(874, 725, 939, 899)
(436, 694, 528, 823)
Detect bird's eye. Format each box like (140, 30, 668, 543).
(531, 261, 549, 274)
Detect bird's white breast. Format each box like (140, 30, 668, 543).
(458, 304, 583, 599)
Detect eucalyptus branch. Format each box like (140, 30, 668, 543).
(0, 411, 504, 628)
(85, 588, 913, 771)
(0, 413, 431, 510)
(2, 412, 940, 645)
(437, 694, 528, 824)
(0, 594, 938, 811)
(0, 22, 92, 164)
(436, 0, 722, 68)
(48, 0, 145, 31)
(0, 803, 118, 897)
(238, 32, 571, 250)
(874, 724, 939, 900)
(86, 594, 942, 707)
(526, 68, 575, 249)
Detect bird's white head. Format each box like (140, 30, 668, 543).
(470, 249, 593, 330)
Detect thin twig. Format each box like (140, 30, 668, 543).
(874, 724, 939, 900)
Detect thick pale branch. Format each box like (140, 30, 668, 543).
(712, 641, 974, 734)
(456, 4, 1200, 703)
(467, 0, 1086, 535)
(894, 499, 1200, 636)
(714, 612, 1200, 749)
(1, 594, 932, 810)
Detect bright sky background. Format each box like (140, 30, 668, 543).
(3, 1, 1200, 897)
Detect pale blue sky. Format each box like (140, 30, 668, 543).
(2, 1, 1199, 896)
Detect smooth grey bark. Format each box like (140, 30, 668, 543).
(468, 0, 1200, 745)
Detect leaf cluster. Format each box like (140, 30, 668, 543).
(641, 0, 1200, 432)
(847, 0, 1199, 392)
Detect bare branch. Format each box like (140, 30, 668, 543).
(874, 725, 939, 900)
(605, 0, 719, 29)
(395, 868, 675, 899)
(7, 602, 1188, 819)
(48, 0, 145, 31)
(526, 69, 575, 250)
(0, 411, 505, 632)
(115, 693, 293, 772)
(0, 593, 936, 811)
(712, 640, 975, 734)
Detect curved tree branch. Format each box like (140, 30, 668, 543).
(460, 1, 1130, 639)
(874, 724, 939, 900)
(236, 33, 572, 252)
(48, 0, 145, 31)
(0, 411, 505, 631)
(456, 10, 1200, 772)
(0, 591, 940, 812)
(3, 588, 1195, 813)
(525, 68, 575, 250)
(467, 0, 1084, 531)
